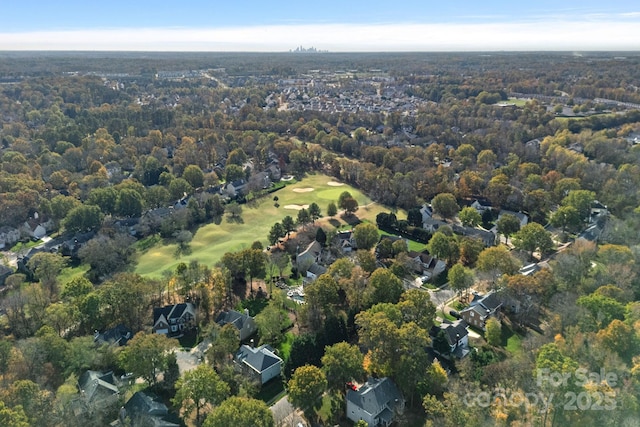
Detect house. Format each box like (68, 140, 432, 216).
(306, 262, 327, 281)
(77, 370, 119, 412)
(470, 197, 493, 212)
(21, 220, 47, 240)
(452, 224, 496, 247)
(0, 226, 20, 249)
(422, 217, 449, 233)
(235, 344, 283, 385)
(266, 164, 282, 181)
(94, 324, 133, 347)
(420, 204, 433, 222)
(460, 290, 502, 330)
(216, 309, 257, 341)
(346, 377, 405, 427)
(123, 391, 180, 427)
(335, 230, 355, 252)
(429, 319, 470, 358)
(224, 179, 247, 198)
(152, 303, 196, 337)
(407, 250, 446, 280)
(296, 240, 322, 270)
(498, 210, 529, 229)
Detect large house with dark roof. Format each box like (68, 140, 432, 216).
(152, 303, 196, 337)
(459, 290, 502, 330)
(430, 319, 470, 359)
(346, 377, 405, 427)
(216, 309, 257, 341)
(123, 391, 180, 427)
(235, 344, 283, 384)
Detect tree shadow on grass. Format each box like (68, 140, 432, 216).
(226, 215, 244, 224)
(328, 218, 341, 228)
(340, 214, 362, 227)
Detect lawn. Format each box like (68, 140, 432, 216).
(505, 98, 529, 107)
(378, 229, 426, 252)
(58, 263, 90, 286)
(257, 378, 286, 406)
(135, 173, 383, 278)
(278, 331, 295, 362)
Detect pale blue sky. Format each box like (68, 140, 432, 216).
(1, 1, 639, 50)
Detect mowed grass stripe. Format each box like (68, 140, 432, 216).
(135, 173, 383, 278)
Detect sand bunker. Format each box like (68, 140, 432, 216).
(284, 204, 309, 210)
(327, 181, 344, 186)
(292, 187, 315, 193)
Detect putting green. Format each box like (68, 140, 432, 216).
(135, 173, 387, 278)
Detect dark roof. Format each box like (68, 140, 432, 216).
(78, 370, 118, 403)
(125, 391, 169, 417)
(216, 309, 252, 331)
(153, 303, 194, 325)
(236, 344, 283, 373)
(307, 263, 327, 276)
(430, 319, 468, 346)
(462, 291, 502, 319)
(94, 324, 132, 346)
(346, 377, 403, 418)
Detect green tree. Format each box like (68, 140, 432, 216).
(353, 222, 379, 250)
(477, 246, 520, 281)
(242, 248, 267, 290)
(496, 214, 520, 244)
(458, 207, 481, 227)
(282, 215, 296, 237)
(49, 194, 81, 222)
(431, 193, 460, 220)
(255, 302, 287, 346)
(407, 207, 423, 227)
(268, 222, 286, 245)
(369, 268, 403, 305)
(484, 317, 502, 346)
(116, 188, 144, 217)
(62, 204, 103, 232)
(561, 189, 595, 222)
(169, 177, 194, 200)
(513, 223, 554, 259)
(327, 202, 338, 217)
(288, 365, 328, 410)
(224, 164, 245, 183)
(86, 187, 118, 215)
(173, 364, 230, 426)
(0, 401, 29, 427)
(550, 205, 581, 234)
(427, 232, 459, 265)
(206, 323, 240, 368)
(321, 342, 365, 391)
(27, 252, 65, 297)
(308, 202, 322, 222)
(448, 263, 474, 299)
(183, 164, 205, 188)
(118, 332, 178, 387)
(297, 208, 311, 228)
(203, 397, 274, 427)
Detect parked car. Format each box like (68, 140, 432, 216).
(449, 309, 461, 319)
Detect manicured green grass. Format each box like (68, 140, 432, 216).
(58, 263, 90, 286)
(257, 379, 286, 406)
(505, 98, 528, 107)
(505, 331, 524, 355)
(135, 173, 381, 278)
(378, 229, 426, 252)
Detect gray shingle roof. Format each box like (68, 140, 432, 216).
(236, 344, 283, 373)
(346, 377, 403, 418)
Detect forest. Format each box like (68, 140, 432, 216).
(0, 51, 639, 427)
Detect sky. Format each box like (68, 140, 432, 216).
(1, 0, 639, 51)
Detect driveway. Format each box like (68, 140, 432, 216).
(428, 287, 456, 308)
(271, 395, 307, 427)
(174, 338, 211, 374)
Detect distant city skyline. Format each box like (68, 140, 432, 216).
(1, 1, 639, 51)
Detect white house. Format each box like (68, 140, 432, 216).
(235, 344, 283, 385)
(430, 319, 470, 358)
(346, 377, 404, 427)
